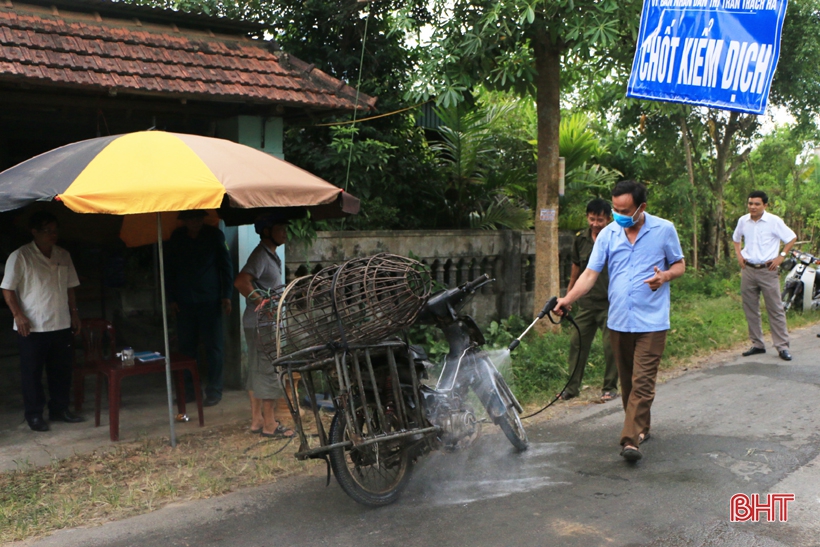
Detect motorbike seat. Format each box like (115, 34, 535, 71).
(409, 344, 428, 361)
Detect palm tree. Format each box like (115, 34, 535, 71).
(431, 104, 532, 229)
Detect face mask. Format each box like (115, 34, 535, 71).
(612, 207, 641, 228)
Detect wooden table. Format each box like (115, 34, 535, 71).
(95, 352, 204, 441)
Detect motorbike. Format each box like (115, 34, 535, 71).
(781, 248, 820, 312)
(269, 271, 528, 507)
(414, 274, 529, 453)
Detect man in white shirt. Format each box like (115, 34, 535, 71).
(732, 191, 796, 361)
(1, 211, 83, 431)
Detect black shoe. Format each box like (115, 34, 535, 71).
(779, 349, 792, 361)
(742, 346, 766, 357)
(49, 409, 85, 423)
(27, 416, 50, 432)
(203, 396, 221, 407)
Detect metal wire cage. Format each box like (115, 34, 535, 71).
(258, 253, 432, 361)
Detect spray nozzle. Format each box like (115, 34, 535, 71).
(508, 339, 520, 352)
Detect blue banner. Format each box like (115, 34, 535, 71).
(626, 0, 788, 115)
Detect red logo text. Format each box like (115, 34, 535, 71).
(730, 493, 795, 522)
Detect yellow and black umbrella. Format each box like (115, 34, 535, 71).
(0, 131, 359, 445)
(0, 131, 358, 245)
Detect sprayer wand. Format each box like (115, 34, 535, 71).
(508, 296, 558, 352)
(508, 296, 583, 420)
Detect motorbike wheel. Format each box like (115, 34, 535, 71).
(328, 408, 413, 507)
(491, 374, 529, 452)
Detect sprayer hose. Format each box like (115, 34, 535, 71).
(520, 312, 582, 420)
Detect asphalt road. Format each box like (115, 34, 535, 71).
(22, 328, 820, 547)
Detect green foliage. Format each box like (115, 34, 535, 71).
(268, 0, 442, 231)
(503, 267, 817, 402)
(323, 125, 397, 197)
(432, 104, 503, 209)
(584, 2, 820, 267)
(407, 323, 450, 362)
(429, 102, 533, 228)
(122, 0, 820, 246)
(468, 196, 533, 230)
(484, 315, 530, 348)
(771, 1, 820, 127)
(557, 113, 605, 173)
(729, 126, 820, 245)
(286, 119, 439, 230)
(287, 212, 321, 262)
(404, 0, 642, 105)
(670, 262, 739, 303)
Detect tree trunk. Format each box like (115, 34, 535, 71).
(679, 115, 698, 271)
(707, 110, 746, 266)
(533, 33, 561, 332)
(714, 194, 725, 263)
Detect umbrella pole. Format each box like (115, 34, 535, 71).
(157, 213, 177, 447)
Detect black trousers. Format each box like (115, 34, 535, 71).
(18, 328, 74, 421)
(177, 301, 224, 400)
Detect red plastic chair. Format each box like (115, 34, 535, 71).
(73, 318, 116, 412)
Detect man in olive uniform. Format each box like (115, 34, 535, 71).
(558, 198, 619, 401)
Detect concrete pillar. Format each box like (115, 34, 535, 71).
(500, 230, 523, 318)
(217, 115, 285, 389)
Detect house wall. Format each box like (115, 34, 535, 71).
(218, 115, 285, 390)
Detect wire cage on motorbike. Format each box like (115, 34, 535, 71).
(272, 341, 438, 463)
(256, 253, 435, 461)
(257, 253, 432, 361)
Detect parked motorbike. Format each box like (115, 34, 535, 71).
(415, 274, 529, 452)
(781, 249, 820, 312)
(269, 270, 527, 507)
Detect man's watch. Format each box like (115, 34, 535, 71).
(780, 251, 787, 257)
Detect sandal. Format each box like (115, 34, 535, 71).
(601, 391, 618, 402)
(250, 427, 263, 434)
(556, 391, 576, 401)
(261, 423, 295, 438)
(620, 445, 642, 462)
(639, 432, 651, 444)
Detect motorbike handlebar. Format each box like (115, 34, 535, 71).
(462, 274, 492, 293)
(788, 249, 820, 265)
(418, 275, 495, 323)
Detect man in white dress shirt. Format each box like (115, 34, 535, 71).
(1, 211, 84, 431)
(732, 191, 796, 361)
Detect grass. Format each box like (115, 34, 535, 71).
(506, 271, 820, 403)
(0, 421, 323, 544)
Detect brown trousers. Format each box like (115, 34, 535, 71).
(609, 330, 668, 448)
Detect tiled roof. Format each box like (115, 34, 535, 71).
(0, 2, 376, 111)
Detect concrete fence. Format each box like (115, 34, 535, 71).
(285, 230, 575, 324)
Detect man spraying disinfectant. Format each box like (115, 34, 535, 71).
(554, 180, 685, 463)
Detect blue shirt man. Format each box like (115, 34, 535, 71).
(556, 180, 685, 463)
(587, 212, 684, 332)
